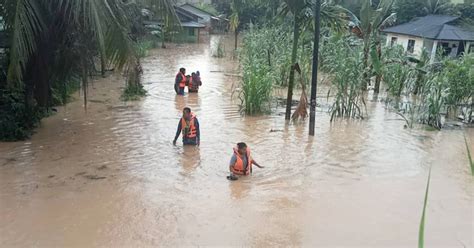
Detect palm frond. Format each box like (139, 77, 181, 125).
(5, 0, 45, 84)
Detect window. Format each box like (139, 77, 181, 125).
(407, 39, 415, 53)
(188, 28, 195, 36)
(390, 37, 398, 47)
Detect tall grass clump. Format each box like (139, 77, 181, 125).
(321, 36, 366, 121)
(379, 46, 473, 129)
(239, 25, 276, 114)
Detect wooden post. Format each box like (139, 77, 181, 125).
(309, 0, 321, 136)
(198, 28, 201, 43)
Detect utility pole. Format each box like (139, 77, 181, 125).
(309, 0, 321, 136)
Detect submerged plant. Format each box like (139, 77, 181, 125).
(322, 36, 366, 121)
(418, 166, 431, 248)
(465, 135, 474, 175)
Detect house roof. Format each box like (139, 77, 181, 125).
(383, 15, 474, 41)
(143, 20, 205, 29)
(180, 3, 215, 18)
(181, 21, 206, 28)
(175, 6, 202, 22)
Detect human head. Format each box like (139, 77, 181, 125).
(237, 142, 247, 155)
(196, 71, 200, 76)
(183, 107, 191, 119)
(179, 68, 186, 74)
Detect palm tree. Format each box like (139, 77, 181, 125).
(356, 0, 396, 92)
(3, 0, 176, 108)
(422, 0, 451, 15)
(280, 0, 350, 120)
(229, 0, 245, 51)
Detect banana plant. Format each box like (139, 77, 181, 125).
(355, 0, 396, 91)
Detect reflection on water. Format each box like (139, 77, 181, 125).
(0, 35, 472, 247)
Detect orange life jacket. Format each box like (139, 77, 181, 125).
(177, 72, 186, 88)
(231, 147, 252, 175)
(181, 113, 197, 139)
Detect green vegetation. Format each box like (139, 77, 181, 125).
(122, 83, 147, 101)
(418, 167, 431, 248)
(196, 3, 219, 16)
(465, 135, 474, 175)
(239, 25, 276, 114)
(320, 36, 366, 120)
(0, 0, 177, 141)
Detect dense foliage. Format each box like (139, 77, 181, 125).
(0, 0, 175, 141)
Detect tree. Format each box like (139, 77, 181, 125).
(2, 0, 176, 109)
(281, 0, 350, 120)
(356, 0, 396, 91)
(394, 0, 453, 24)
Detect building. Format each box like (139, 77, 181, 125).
(142, 6, 206, 43)
(179, 3, 228, 33)
(382, 15, 474, 63)
(174, 6, 206, 42)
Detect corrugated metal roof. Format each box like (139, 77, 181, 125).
(383, 15, 474, 41)
(181, 21, 206, 28)
(180, 4, 214, 18)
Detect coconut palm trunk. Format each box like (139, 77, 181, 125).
(285, 17, 300, 120)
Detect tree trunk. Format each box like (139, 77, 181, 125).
(100, 53, 106, 78)
(362, 35, 370, 91)
(285, 17, 300, 120)
(374, 42, 382, 94)
(81, 56, 88, 111)
(234, 30, 238, 51)
(309, 0, 321, 136)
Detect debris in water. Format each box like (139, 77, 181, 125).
(97, 165, 108, 170)
(48, 175, 55, 178)
(84, 175, 107, 180)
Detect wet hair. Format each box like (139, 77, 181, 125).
(183, 107, 191, 113)
(191, 72, 196, 76)
(237, 142, 247, 149)
(179, 68, 185, 73)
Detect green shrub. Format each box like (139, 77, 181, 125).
(0, 87, 45, 141)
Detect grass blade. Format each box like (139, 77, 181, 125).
(464, 135, 474, 175)
(418, 167, 431, 248)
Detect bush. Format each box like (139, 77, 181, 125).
(0, 87, 45, 141)
(121, 83, 146, 101)
(320, 36, 366, 120)
(239, 25, 277, 114)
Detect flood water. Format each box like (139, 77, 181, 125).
(0, 36, 473, 247)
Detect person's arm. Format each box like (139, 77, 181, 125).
(175, 74, 182, 85)
(229, 155, 237, 174)
(173, 120, 182, 145)
(252, 159, 264, 168)
(195, 118, 200, 146)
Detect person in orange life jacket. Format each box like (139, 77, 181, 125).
(188, 71, 202, 93)
(228, 142, 263, 180)
(175, 68, 186, 95)
(173, 107, 200, 146)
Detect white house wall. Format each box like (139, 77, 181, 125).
(386, 33, 425, 57)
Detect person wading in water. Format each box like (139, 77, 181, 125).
(173, 107, 200, 146)
(175, 68, 186, 95)
(228, 142, 264, 180)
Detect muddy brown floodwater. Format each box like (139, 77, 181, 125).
(0, 35, 473, 247)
